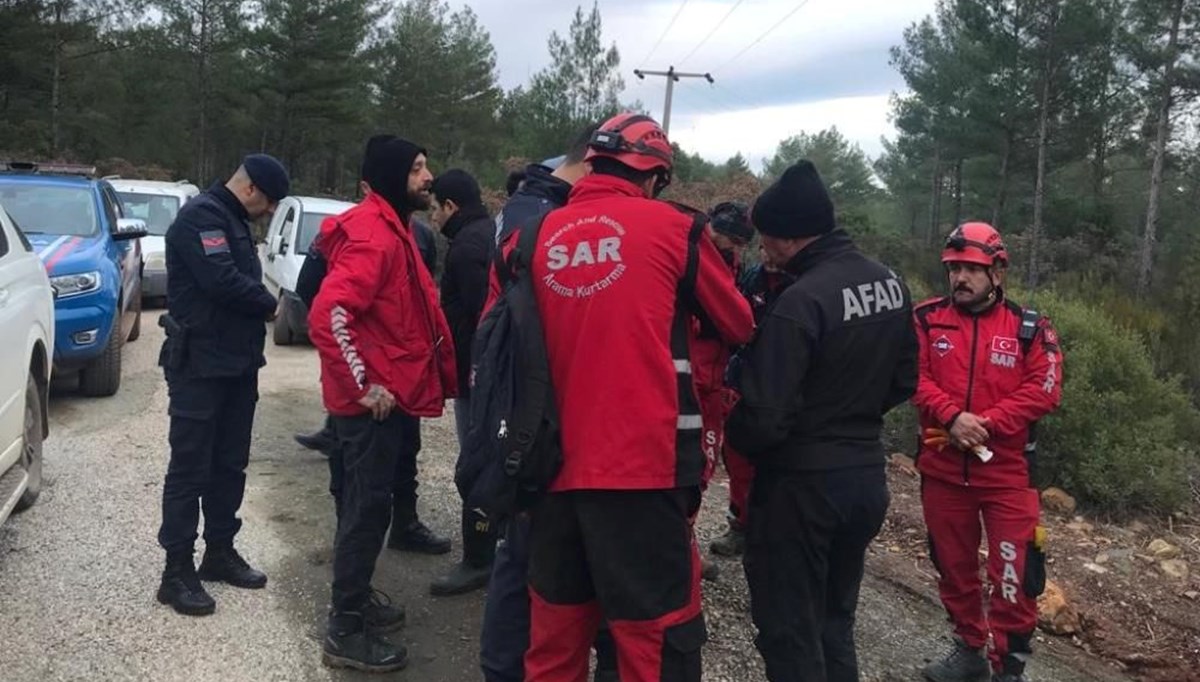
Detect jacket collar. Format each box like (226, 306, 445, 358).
(783, 229, 856, 277)
(363, 191, 407, 235)
(569, 174, 645, 203)
(209, 183, 249, 221)
(520, 163, 572, 206)
(441, 204, 490, 241)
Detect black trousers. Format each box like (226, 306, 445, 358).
(159, 371, 258, 554)
(743, 465, 889, 682)
(327, 412, 420, 529)
(328, 412, 406, 613)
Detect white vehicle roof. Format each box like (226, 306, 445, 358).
(108, 179, 200, 200)
(292, 196, 355, 215)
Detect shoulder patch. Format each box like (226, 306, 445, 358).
(199, 230, 229, 255)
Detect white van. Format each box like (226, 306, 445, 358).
(259, 195, 354, 345)
(108, 179, 200, 304)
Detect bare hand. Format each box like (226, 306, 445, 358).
(358, 384, 396, 421)
(950, 412, 990, 450)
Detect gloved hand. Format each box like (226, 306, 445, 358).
(923, 427, 993, 462)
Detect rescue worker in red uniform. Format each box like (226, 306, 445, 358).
(524, 113, 754, 682)
(308, 136, 457, 673)
(914, 222, 1063, 682)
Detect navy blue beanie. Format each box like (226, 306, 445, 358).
(243, 154, 290, 202)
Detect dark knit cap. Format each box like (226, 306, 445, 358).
(432, 169, 483, 208)
(709, 200, 754, 242)
(243, 154, 290, 202)
(751, 160, 836, 239)
(361, 134, 427, 217)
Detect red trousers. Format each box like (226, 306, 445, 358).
(525, 489, 706, 682)
(921, 476, 1045, 670)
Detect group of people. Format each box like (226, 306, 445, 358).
(151, 111, 1063, 682)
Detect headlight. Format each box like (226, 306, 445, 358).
(50, 271, 102, 298)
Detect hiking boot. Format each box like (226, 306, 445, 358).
(430, 560, 492, 596)
(157, 551, 216, 616)
(701, 558, 720, 582)
(923, 637, 991, 682)
(294, 425, 335, 456)
(710, 522, 746, 557)
(388, 520, 452, 555)
(992, 653, 1030, 682)
(198, 544, 267, 589)
(322, 612, 408, 673)
(364, 588, 406, 633)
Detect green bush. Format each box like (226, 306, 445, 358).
(1026, 291, 1200, 516)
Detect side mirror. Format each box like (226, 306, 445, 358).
(113, 218, 148, 241)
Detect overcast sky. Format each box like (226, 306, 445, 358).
(449, 0, 938, 172)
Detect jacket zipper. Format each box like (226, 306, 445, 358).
(963, 316, 980, 484)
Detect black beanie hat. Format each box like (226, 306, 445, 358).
(431, 169, 483, 209)
(243, 153, 290, 202)
(751, 160, 836, 239)
(361, 134, 427, 218)
(709, 200, 754, 242)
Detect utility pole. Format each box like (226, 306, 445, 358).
(634, 66, 714, 134)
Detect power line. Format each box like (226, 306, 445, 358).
(639, 0, 691, 68)
(715, 0, 811, 75)
(677, 0, 746, 68)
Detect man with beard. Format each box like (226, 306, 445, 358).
(427, 169, 498, 596)
(308, 136, 457, 672)
(726, 160, 917, 682)
(915, 222, 1062, 682)
(156, 154, 289, 617)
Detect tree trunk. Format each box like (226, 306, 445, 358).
(1027, 2, 1061, 290)
(953, 157, 964, 229)
(196, 0, 211, 182)
(1138, 0, 1185, 299)
(929, 147, 942, 244)
(50, 2, 64, 156)
(992, 130, 1012, 230)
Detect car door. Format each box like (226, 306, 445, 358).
(101, 186, 138, 325)
(276, 204, 303, 294)
(0, 210, 34, 468)
(262, 201, 295, 297)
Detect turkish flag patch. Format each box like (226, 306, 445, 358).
(992, 336, 1019, 357)
(200, 230, 230, 255)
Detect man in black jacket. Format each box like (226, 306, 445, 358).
(156, 154, 289, 616)
(726, 161, 918, 682)
(426, 168, 498, 596)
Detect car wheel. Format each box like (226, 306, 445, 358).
(273, 297, 294, 346)
(78, 322, 123, 397)
(15, 374, 44, 511)
(128, 293, 142, 342)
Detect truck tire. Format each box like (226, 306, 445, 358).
(15, 373, 44, 511)
(128, 293, 142, 342)
(273, 296, 294, 346)
(79, 322, 123, 397)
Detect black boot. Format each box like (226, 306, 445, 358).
(710, 521, 746, 557)
(198, 543, 268, 589)
(923, 637, 991, 682)
(430, 507, 495, 597)
(992, 654, 1030, 682)
(388, 520, 452, 554)
(322, 611, 408, 673)
(701, 557, 720, 582)
(157, 551, 216, 616)
(295, 423, 335, 456)
(364, 588, 406, 634)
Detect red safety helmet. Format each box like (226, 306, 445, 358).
(941, 222, 1008, 267)
(585, 113, 674, 175)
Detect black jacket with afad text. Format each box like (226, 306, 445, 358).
(160, 184, 277, 378)
(726, 229, 918, 472)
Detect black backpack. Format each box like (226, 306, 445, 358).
(455, 214, 561, 516)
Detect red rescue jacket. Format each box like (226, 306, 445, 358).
(308, 193, 458, 417)
(912, 295, 1062, 488)
(531, 175, 753, 491)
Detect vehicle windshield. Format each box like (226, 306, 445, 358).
(0, 183, 99, 236)
(118, 192, 181, 236)
(297, 212, 333, 254)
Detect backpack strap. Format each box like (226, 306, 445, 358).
(497, 211, 551, 286)
(1018, 307, 1040, 353)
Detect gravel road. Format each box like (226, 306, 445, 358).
(0, 318, 1131, 681)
